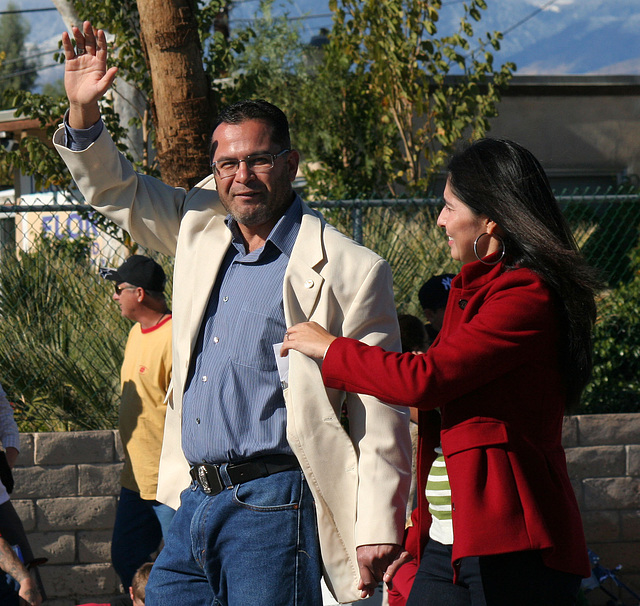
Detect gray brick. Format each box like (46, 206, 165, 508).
(27, 531, 75, 564)
(78, 464, 122, 497)
(628, 445, 640, 477)
(577, 414, 640, 446)
(581, 510, 620, 542)
(15, 433, 35, 466)
(562, 416, 578, 448)
(114, 430, 125, 462)
(35, 431, 115, 465)
(570, 478, 584, 509)
(39, 563, 118, 598)
(11, 499, 36, 531)
(583, 477, 640, 510)
(37, 497, 117, 531)
(621, 510, 640, 540)
(565, 445, 626, 479)
(78, 529, 113, 563)
(12, 466, 77, 499)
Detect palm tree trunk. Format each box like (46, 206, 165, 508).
(136, 0, 215, 189)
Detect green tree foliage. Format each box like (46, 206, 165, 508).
(301, 0, 515, 198)
(218, 1, 306, 110)
(0, 2, 37, 109)
(0, 0, 514, 200)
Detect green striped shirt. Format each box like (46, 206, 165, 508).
(425, 447, 453, 544)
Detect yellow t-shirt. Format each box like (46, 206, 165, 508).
(119, 316, 172, 499)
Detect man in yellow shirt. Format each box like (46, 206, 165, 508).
(101, 255, 174, 591)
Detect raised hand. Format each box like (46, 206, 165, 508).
(61, 21, 118, 129)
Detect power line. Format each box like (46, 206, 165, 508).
(500, 0, 561, 37)
(0, 61, 60, 82)
(2, 48, 59, 66)
(0, 7, 57, 15)
(232, 12, 332, 24)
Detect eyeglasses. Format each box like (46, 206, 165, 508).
(211, 149, 290, 179)
(114, 285, 137, 296)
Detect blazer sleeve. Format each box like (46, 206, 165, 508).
(53, 124, 189, 257)
(340, 259, 413, 548)
(323, 272, 558, 410)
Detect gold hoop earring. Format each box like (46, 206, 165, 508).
(473, 232, 505, 266)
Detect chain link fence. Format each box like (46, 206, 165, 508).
(0, 188, 639, 431)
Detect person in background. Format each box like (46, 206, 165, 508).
(417, 274, 455, 345)
(282, 138, 601, 606)
(128, 562, 152, 606)
(0, 532, 41, 606)
(390, 292, 453, 606)
(100, 256, 174, 592)
(398, 315, 428, 356)
(0, 383, 47, 604)
(387, 315, 429, 606)
(54, 22, 411, 605)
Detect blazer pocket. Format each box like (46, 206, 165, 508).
(442, 418, 509, 456)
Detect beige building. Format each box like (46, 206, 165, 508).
(487, 75, 640, 192)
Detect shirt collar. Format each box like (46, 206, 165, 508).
(225, 194, 302, 258)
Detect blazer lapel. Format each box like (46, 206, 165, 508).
(177, 213, 232, 389)
(283, 206, 325, 325)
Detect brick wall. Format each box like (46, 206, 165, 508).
(12, 431, 123, 606)
(564, 413, 640, 605)
(7, 414, 640, 605)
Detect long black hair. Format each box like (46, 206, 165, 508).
(447, 138, 601, 410)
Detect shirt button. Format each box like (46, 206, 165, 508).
(202, 376, 207, 382)
(213, 336, 220, 343)
(196, 418, 201, 424)
(223, 296, 229, 302)
(304, 279, 314, 289)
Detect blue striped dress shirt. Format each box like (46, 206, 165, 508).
(181, 196, 302, 465)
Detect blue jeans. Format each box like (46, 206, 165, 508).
(111, 486, 176, 590)
(407, 539, 581, 606)
(146, 468, 322, 606)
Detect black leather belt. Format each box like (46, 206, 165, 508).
(189, 454, 300, 496)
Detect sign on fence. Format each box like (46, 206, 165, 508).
(4, 192, 127, 266)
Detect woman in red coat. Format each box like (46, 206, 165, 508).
(281, 139, 601, 605)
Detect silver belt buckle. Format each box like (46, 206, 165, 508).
(198, 465, 213, 494)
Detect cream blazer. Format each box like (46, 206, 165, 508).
(54, 125, 411, 603)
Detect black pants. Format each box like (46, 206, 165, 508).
(407, 539, 582, 606)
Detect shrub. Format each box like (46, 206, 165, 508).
(580, 239, 640, 413)
(0, 234, 129, 430)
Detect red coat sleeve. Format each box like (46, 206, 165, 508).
(321, 269, 558, 410)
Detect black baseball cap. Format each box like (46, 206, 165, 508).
(418, 274, 455, 311)
(99, 255, 166, 291)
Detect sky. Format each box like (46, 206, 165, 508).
(2, 0, 639, 92)
(230, 0, 640, 75)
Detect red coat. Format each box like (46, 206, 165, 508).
(323, 259, 590, 579)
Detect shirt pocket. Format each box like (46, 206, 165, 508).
(229, 306, 286, 371)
